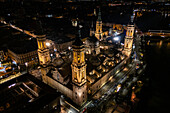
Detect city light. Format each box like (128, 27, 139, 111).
(8, 83, 16, 88)
(121, 43, 124, 45)
(25, 62, 28, 67)
(46, 42, 50, 46)
(113, 37, 119, 41)
(68, 46, 71, 50)
(54, 48, 57, 51)
(0, 2, 164, 112)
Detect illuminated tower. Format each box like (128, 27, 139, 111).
(37, 35, 50, 65)
(90, 21, 95, 36)
(37, 34, 51, 83)
(71, 28, 87, 106)
(123, 12, 135, 56)
(95, 8, 103, 41)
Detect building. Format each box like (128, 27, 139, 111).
(123, 12, 135, 57)
(0, 50, 5, 62)
(91, 8, 116, 42)
(0, 73, 60, 113)
(85, 34, 100, 55)
(31, 9, 135, 111)
(7, 38, 38, 66)
(95, 8, 103, 41)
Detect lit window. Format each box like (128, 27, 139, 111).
(57, 73, 59, 80)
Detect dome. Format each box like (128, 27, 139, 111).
(52, 57, 64, 67)
(89, 56, 101, 66)
(72, 37, 84, 47)
(87, 34, 99, 45)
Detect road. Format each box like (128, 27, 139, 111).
(80, 62, 136, 113)
(0, 71, 27, 84)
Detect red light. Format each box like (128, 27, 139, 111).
(83, 108, 87, 112)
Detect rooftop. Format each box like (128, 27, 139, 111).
(0, 73, 60, 113)
(8, 37, 38, 54)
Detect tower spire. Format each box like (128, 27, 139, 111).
(35, 17, 44, 35)
(73, 20, 83, 47)
(91, 20, 94, 28)
(71, 20, 87, 106)
(123, 11, 135, 56)
(78, 21, 81, 38)
(95, 8, 103, 41)
(130, 10, 136, 24)
(97, 8, 102, 21)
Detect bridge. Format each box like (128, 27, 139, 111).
(145, 30, 170, 37)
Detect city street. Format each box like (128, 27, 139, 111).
(83, 62, 136, 113)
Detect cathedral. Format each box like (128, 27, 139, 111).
(34, 9, 135, 108)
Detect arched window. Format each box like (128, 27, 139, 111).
(57, 73, 59, 80)
(130, 30, 133, 36)
(126, 43, 128, 48)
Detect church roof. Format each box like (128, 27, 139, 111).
(72, 37, 84, 47)
(72, 26, 84, 48)
(97, 8, 102, 21)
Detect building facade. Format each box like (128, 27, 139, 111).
(8, 49, 38, 66)
(33, 10, 136, 109)
(95, 9, 103, 41)
(0, 50, 5, 62)
(123, 15, 135, 57)
(71, 35, 87, 105)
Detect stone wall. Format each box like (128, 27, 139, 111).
(46, 76, 73, 99)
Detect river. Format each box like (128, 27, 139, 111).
(135, 40, 170, 113)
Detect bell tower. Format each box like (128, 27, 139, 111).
(71, 27, 87, 106)
(90, 20, 95, 36)
(37, 34, 51, 83)
(37, 35, 51, 65)
(95, 8, 103, 41)
(123, 12, 135, 56)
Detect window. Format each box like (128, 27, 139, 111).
(82, 72, 84, 79)
(126, 43, 128, 48)
(57, 73, 59, 80)
(77, 53, 80, 63)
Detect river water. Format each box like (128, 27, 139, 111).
(135, 41, 170, 113)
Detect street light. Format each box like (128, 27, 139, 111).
(25, 62, 28, 72)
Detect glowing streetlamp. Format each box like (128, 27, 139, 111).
(25, 62, 28, 72)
